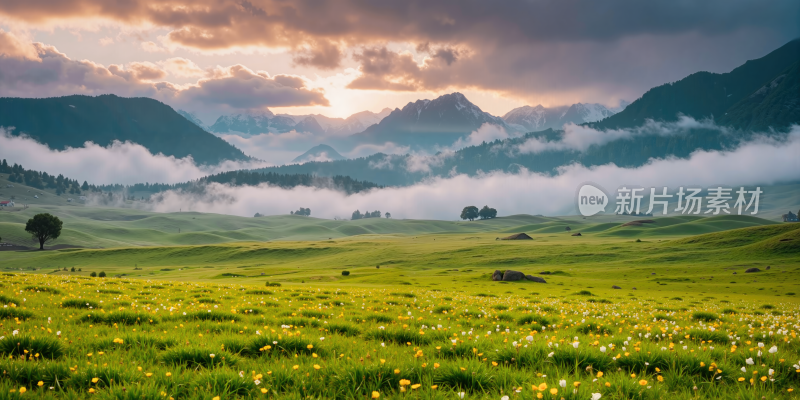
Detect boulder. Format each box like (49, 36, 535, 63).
(745, 267, 761, 273)
(502, 270, 526, 281)
(525, 275, 547, 283)
(611, 285, 621, 289)
(491, 270, 503, 281)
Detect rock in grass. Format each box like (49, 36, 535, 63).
(502, 270, 525, 281)
(745, 268, 761, 273)
(491, 270, 503, 281)
(525, 275, 547, 283)
(612, 285, 621, 289)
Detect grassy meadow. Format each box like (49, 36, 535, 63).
(1, 170, 799, 399)
(0, 202, 799, 399)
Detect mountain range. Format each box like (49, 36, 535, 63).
(206, 108, 392, 137)
(503, 102, 623, 132)
(590, 39, 800, 131)
(255, 39, 800, 185)
(0, 95, 250, 165)
(1, 39, 796, 173)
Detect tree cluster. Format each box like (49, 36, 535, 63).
(291, 208, 311, 216)
(2, 160, 94, 196)
(351, 210, 387, 220)
(460, 205, 498, 221)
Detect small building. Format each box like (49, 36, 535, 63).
(783, 211, 799, 222)
(0, 200, 14, 207)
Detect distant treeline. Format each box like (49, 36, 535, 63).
(1, 160, 384, 196)
(1, 159, 96, 195)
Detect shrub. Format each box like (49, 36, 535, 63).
(0, 308, 34, 320)
(0, 295, 20, 305)
(245, 290, 273, 295)
(90, 272, 97, 277)
(22, 285, 62, 294)
(0, 335, 64, 359)
(162, 348, 238, 368)
(79, 312, 158, 325)
(61, 299, 100, 309)
(183, 311, 241, 322)
(98, 271, 106, 277)
(691, 311, 718, 322)
(341, 270, 350, 276)
(265, 282, 282, 287)
(517, 314, 551, 329)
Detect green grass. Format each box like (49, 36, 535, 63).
(0, 191, 799, 398)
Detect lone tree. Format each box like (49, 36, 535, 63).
(478, 206, 498, 220)
(25, 213, 63, 250)
(460, 206, 479, 221)
(98, 271, 106, 278)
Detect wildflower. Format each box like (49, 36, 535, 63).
(19, 387, 26, 393)
(91, 378, 99, 383)
(371, 391, 380, 399)
(657, 376, 664, 382)
(639, 380, 647, 386)
(538, 383, 548, 391)
(209, 354, 215, 359)
(411, 384, 421, 390)
(166, 372, 172, 377)
(37, 382, 43, 387)
(573, 342, 580, 349)
(769, 346, 778, 354)
(261, 388, 268, 394)
(559, 380, 566, 388)
(746, 358, 754, 365)
(591, 394, 602, 400)
(599, 346, 606, 353)
(292, 365, 299, 370)
(399, 379, 411, 386)
(596, 371, 603, 378)
(313, 365, 321, 370)
(738, 377, 745, 382)
(458, 393, 465, 399)
(501, 396, 509, 400)
(549, 388, 558, 395)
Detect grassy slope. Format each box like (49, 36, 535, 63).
(3, 219, 799, 303)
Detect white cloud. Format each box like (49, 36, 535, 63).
(514, 116, 721, 154)
(145, 127, 800, 219)
(451, 123, 516, 149)
(0, 131, 270, 185)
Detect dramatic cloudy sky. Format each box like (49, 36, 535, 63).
(0, 0, 797, 121)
